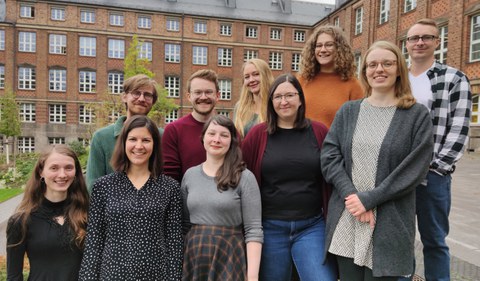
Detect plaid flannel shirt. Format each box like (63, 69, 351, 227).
(426, 61, 472, 175)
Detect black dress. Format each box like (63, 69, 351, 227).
(6, 198, 83, 281)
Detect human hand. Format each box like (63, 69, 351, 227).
(345, 194, 366, 217)
(355, 210, 375, 229)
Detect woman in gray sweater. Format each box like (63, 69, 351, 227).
(321, 41, 434, 280)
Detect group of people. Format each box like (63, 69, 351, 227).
(6, 18, 471, 281)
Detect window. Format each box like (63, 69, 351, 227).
(244, 50, 258, 62)
(19, 103, 35, 122)
(379, 0, 390, 24)
(79, 36, 96, 56)
(20, 5, 35, 18)
(470, 15, 480, 62)
(334, 17, 340, 27)
(49, 34, 66, 54)
(218, 48, 233, 67)
(0, 66, 4, 88)
(79, 71, 96, 93)
(355, 7, 363, 35)
(18, 137, 35, 153)
(108, 39, 125, 59)
(167, 18, 180, 31)
(80, 10, 95, 23)
(0, 30, 4, 50)
(291, 53, 301, 72)
(404, 0, 416, 13)
(269, 52, 283, 70)
(79, 105, 95, 124)
(51, 7, 65, 21)
(108, 72, 124, 94)
(217, 110, 230, 118)
(49, 69, 66, 91)
(138, 15, 151, 29)
(164, 76, 180, 98)
(219, 80, 232, 100)
(401, 40, 410, 65)
(138, 41, 152, 61)
(109, 13, 124, 26)
(49, 104, 66, 123)
(18, 67, 35, 90)
(472, 95, 479, 124)
(78, 138, 90, 146)
(354, 53, 362, 77)
(109, 110, 121, 123)
(294, 30, 305, 42)
(194, 20, 207, 34)
(165, 43, 181, 63)
(165, 109, 178, 124)
(435, 25, 448, 64)
(18, 32, 36, 52)
(246, 26, 258, 38)
(193, 46, 208, 65)
(270, 28, 282, 40)
(49, 137, 65, 145)
(220, 23, 232, 36)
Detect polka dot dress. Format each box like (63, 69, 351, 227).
(79, 172, 183, 280)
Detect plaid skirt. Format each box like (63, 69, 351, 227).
(182, 224, 247, 281)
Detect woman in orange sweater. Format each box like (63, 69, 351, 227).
(298, 25, 364, 128)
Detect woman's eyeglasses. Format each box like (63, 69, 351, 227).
(366, 60, 397, 70)
(272, 92, 298, 102)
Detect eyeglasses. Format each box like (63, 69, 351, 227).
(191, 89, 216, 98)
(130, 90, 155, 102)
(272, 92, 298, 102)
(406, 35, 437, 43)
(366, 60, 397, 70)
(315, 41, 336, 50)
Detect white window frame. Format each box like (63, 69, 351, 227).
(471, 95, 479, 124)
(109, 110, 121, 123)
(138, 15, 151, 29)
(269, 52, 283, 70)
(19, 103, 36, 122)
(18, 67, 36, 90)
(80, 10, 95, 23)
(108, 72, 124, 94)
(355, 7, 363, 35)
(334, 17, 340, 27)
(49, 137, 65, 145)
(164, 76, 180, 98)
(219, 80, 232, 100)
(291, 53, 301, 72)
(294, 30, 305, 42)
(355, 53, 362, 77)
(79, 71, 96, 93)
(79, 36, 96, 57)
(166, 18, 180, 31)
(20, 5, 35, 18)
(109, 13, 124, 26)
(165, 109, 178, 124)
(434, 25, 448, 64)
(49, 69, 66, 92)
(244, 50, 259, 62)
(108, 39, 125, 59)
(18, 32, 36, 52)
(379, 0, 390, 24)
(138, 41, 152, 61)
(79, 105, 95, 124)
(246, 26, 258, 38)
(51, 7, 65, 21)
(165, 43, 181, 63)
(193, 46, 208, 65)
(194, 20, 207, 34)
(0, 65, 4, 89)
(49, 104, 66, 124)
(401, 40, 411, 66)
(220, 23, 232, 36)
(18, 137, 35, 153)
(217, 110, 230, 118)
(470, 15, 480, 62)
(404, 0, 417, 13)
(0, 30, 4, 50)
(49, 34, 67, 54)
(270, 28, 282, 40)
(218, 48, 233, 67)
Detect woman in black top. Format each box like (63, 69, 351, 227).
(7, 144, 89, 281)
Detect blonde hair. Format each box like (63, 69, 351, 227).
(234, 59, 274, 137)
(359, 41, 416, 109)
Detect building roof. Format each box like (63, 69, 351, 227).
(54, 0, 334, 26)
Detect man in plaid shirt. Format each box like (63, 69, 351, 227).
(403, 18, 472, 281)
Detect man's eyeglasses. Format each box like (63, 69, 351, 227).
(366, 60, 397, 70)
(130, 90, 155, 102)
(191, 90, 216, 98)
(272, 92, 298, 102)
(315, 41, 336, 50)
(406, 35, 437, 43)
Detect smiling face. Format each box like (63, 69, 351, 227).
(272, 81, 302, 126)
(203, 122, 232, 159)
(188, 78, 219, 117)
(122, 85, 155, 118)
(125, 127, 154, 169)
(243, 63, 261, 95)
(41, 152, 76, 199)
(365, 48, 398, 94)
(406, 23, 440, 63)
(315, 33, 337, 72)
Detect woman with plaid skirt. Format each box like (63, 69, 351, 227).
(181, 115, 263, 281)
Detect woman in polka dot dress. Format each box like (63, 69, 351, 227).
(79, 115, 183, 280)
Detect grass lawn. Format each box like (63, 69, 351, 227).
(0, 189, 24, 203)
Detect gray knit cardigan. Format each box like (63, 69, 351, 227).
(321, 99, 434, 277)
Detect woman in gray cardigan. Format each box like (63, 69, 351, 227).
(321, 41, 434, 280)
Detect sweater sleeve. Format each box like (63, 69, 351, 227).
(162, 124, 182, 182)
(164, 180, 184, 280)
(86, 132, 106, 193)
(6, 217, 25, 281)
(240, 170, 263, 243)
(180, 175, 192, 235)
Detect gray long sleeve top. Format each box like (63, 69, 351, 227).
(321, 99, 434, 277)
(181, 164, 263, 243)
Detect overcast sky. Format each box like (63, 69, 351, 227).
(297, 0, 336, 4)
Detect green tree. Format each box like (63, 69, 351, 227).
(0, 87, 21, 165)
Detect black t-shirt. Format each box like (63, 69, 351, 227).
(261, 126, 323, 220)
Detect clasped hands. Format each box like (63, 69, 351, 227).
(345, 194, 375, 229)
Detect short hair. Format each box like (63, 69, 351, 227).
(300, 25, 356, 81)
(266, 74, 310, 134)
(359, 41, 416, 109)
(111, 115, 163, 178)
(411, 18, 439, 36)
(186, 69, 219, 93)
(123, 74, 158, 104)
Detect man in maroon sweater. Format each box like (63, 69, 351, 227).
(162, 69, 219, 182)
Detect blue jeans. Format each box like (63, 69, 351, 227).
(259, 214, 337, 281)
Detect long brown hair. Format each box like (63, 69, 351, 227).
(202, 115, 245, 191)
(8, 145, 89, 248)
